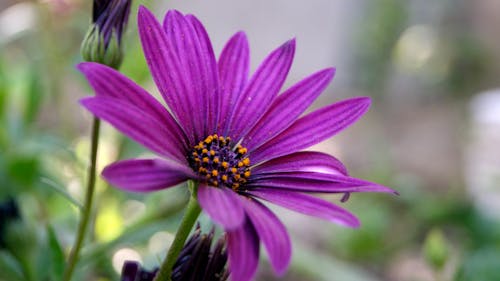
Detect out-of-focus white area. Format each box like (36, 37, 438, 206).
(467, 90, 500, 220)
(155, 0, 362, 88)
(0, 2, 37, 44)
(112, 248, 142, 274)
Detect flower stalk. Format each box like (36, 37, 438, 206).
(65, 2, 131, 280)
(63, 117, 100, 281)
(154, 180, 201, 281)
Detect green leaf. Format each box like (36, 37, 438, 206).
(455, 248, 500, 281)
(24, 69, 43, 124)
(47, 225, 65, 280)
(0, 250, 25, 281)
(6, 155, 39, 188)
(40, 177, 83, 210)
(0, 58, 7, 122)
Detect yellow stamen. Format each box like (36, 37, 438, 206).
(242, 158, 250, 166)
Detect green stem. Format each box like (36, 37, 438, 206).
(63, 117, 100, 281)
(154, 181, 201, 281)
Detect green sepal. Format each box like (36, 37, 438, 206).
(81, 25, 123, 69)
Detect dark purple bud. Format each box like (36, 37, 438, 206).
(81, 0, 131, 69)
(121, 261, 158, 281)
(120, 225, 228, 281)
(172, 225, 229, 281)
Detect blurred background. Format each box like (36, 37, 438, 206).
(1, 0, 500, 280)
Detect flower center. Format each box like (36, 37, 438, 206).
(189, 134, 251, 190)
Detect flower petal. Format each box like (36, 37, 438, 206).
(227, 220, 259, 281)
(218, 32, 250, 134)
(80, 96, 185, 162)
(197, 185, 245, 230)
(77, 62, 188, 149)
(138, 6, 198, 144)
(249, 189, 360, 227)
(243, 68, 335, 150)
(241, 198, 291, 275)
(162, 10, 220, 138)
(102, 159, 193, 192)
(251, 96, 371, 164)
(226, 39, 296, 140)
(185, 13, 220, 134)
(252, 151, 348, 176)
(248, 173, 397, 194)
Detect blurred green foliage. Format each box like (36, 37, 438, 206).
(0, 0, 499, 280)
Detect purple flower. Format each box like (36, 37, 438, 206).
(79, 6, 396, 281)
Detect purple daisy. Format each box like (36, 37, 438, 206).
(79, 6, 396, 281)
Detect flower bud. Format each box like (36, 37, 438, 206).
(171, 226, 229, 281)
(423, 228, 449, 270)
(81, 0, 131, 69)
(120, 225, 228, 281)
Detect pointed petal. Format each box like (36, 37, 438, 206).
(162, 10, 204, 139)
(251, 97, 371, 164)
(138, 6, 198, 143)
(161, 10, 219, 138)
(218, 32, 250, 134)
(198, 185, 245, 230)
(248, 172, 397, 194)
(80, 96, 186, 162)
(243, 68, 335, 150)
(227, 220, 259, 281)
(226, 39, 296, 140)
(241, 198, 291, 275)
(185, 14, 220, 134)
(252, 151, 348, 176)
(249, 189, 360, 227)
(77, 62, 188, 149)
(102, 159, 193, 192)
